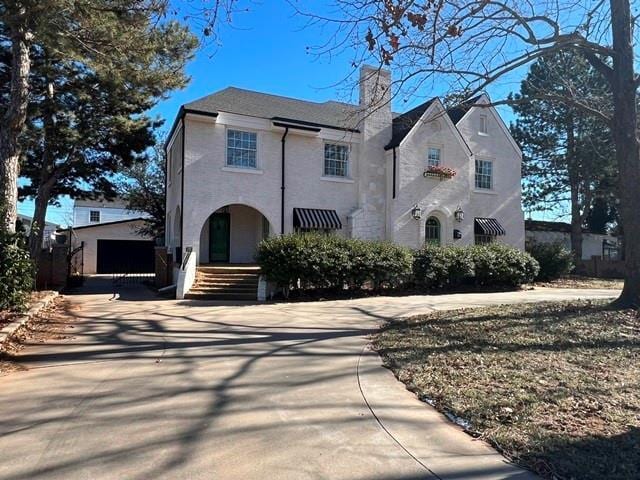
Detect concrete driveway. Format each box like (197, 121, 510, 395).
(0, 280, 617, 480)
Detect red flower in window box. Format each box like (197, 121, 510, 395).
(424, 165, 456, 179)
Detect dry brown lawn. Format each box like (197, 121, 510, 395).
(374, 301, 639, 480)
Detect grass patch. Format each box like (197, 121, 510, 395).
(535, 276, 623, 290)
(373, 301, 639, 480)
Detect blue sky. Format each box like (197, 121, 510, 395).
(18, 1, 557, 226)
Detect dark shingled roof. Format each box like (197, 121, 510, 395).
(525, 220, 573, 233)
(384, 95, 484, 150)
(446, 95, 482, 124)
(184, 87, 361, 132)
(525, 219, 606, 235)
(385, 98, 436, 150)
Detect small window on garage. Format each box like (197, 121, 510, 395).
(90, 210, 100, 223)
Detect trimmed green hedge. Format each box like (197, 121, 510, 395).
(256, 233, 412, 295)
(526, 242, 574, 281)
(0, 232, 35, 311)
(470, 243, 539, 286)
(257, 234, 539, 296)
(413, 245, 474, 288)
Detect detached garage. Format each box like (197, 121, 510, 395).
(67, 218, 154, 274)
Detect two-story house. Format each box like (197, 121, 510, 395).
(73, 199, 144, 226)
(165, 66, 524, 269)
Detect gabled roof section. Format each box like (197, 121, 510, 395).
(184, 87, 361, 132)
(74, 198, 128, 209)
(446, 95, 482, 124)
(62, 217, 148, 231)
(385, 98, 436, 150)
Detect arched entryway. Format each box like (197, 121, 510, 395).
(198, 204, 272, 264)
(425, 216, 441, 245)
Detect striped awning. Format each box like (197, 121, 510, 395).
(293, 208, 342, 230)
(474, 217, 506, 236)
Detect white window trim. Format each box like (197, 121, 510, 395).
(321, 175, 354, 184)
(221, 166, 264, 175)
(225, 127, 260, 170)
(473, 189, 498, 195)
(479, 114, 489, 135)
(427, 144, 444, 167)
(475, 157, 494, 191)
(322, 141, 351, 179)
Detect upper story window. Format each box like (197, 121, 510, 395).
(90, 210, 100, 223)
(227, 129, 257, 169)
(475, 159, 493, 189)
(479, 114, 488, 134)
(324, 143, 349, 177)
(427, 147, 441, 167)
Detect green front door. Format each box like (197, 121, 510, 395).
(209, 213, 230, 262)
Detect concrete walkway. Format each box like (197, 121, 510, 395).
(0, 281, 618, 480)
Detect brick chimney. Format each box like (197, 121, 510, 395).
(353, 65, 392, 240)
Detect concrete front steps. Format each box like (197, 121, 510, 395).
(185, 265, 260, 301)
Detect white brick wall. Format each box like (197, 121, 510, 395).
(175, 113, 362, 263)
(388, 96, 524, 249)
(353, 66, 391, 240)
(166, 75, 526, 263)
(456, 96, 525, 249)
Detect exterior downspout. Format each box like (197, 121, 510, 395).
(180, 122, 185, 260)
(280, 127, 289, 234)
(392, 147, 397, 199)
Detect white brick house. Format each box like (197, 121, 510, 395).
(165, 66, 525, 266)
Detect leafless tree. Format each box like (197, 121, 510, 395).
(0, 0, 241, 235)
(293, 0, 640, 308)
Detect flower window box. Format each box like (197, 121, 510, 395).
(423, 165, 456, 180)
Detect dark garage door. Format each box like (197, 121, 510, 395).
(96, 240, 155, 274)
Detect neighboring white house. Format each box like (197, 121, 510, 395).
(165, 66, 525, 266)
(17, 213, 59, 247)
(73, 199, 146, 227)
(525, 220, 620, 260)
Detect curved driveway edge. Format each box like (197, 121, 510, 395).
(0, 285, 617, 480)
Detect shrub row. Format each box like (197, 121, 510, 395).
(257, 233, 539, 295)
(412, 243, 539, 288)
(0, 232, 35, 312)
(526, 242, 574, 280)
(256, 234, 413, 296)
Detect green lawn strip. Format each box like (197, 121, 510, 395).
(373, 301, 639, 480)
(534, 276, 623, 289)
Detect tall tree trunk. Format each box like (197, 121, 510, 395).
(610, 0, 640, 308)
(570, 183, 584, 262)
(28, 70, 57, 262)
(566, 118, 584, 262)
(0, 15, 32, 233)
(28, 181, 54, 260)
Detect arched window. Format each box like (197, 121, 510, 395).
(425, 217, 441, 245)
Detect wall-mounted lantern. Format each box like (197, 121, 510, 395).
(411, 204, 422, 220)
(454, 206, 464, 222)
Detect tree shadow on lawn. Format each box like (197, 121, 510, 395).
(374, 302, 640, 480)
(524, 427, 640, 480)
